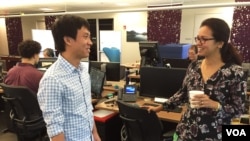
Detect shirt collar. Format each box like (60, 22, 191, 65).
(57, 55, 83, 73)
(17, 62, 35, 68)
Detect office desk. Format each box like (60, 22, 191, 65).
(95, 97, 184, 123)
(92, 90, 115, 104)
(0, 87, 115, 105)
(128, 73, 140, 80)
(122, 63, 140, 70)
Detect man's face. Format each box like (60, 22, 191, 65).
(70, 26, 93, 59)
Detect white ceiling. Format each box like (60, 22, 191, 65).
(1, 0, 249, 17)
(0, 0, 209, 16)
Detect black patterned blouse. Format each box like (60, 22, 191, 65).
(165, 60, 246, 141)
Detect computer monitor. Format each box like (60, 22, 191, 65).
(89, 61, 121, 81)
(37, 58, 57, 69)
(139, 41, 161, 67)
(162, 58, 190, 68)
(139, 67, 187, 99)
(89, 67, 105, 99)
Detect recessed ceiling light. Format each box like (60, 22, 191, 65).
(116, 3, 129, 6)
(39, 8, 53, 11)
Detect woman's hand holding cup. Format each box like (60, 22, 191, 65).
(189, 90, 204, 108)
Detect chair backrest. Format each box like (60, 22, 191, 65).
(0, 83, 43, 121)
(117, 100, 163, 141)
(103, 47, 120, 62)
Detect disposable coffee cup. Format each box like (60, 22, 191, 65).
(189, 90, 204, 108)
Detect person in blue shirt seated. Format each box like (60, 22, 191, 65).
(37, 15, 101, 141)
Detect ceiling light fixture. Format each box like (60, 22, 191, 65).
(147, 3, 182, 7)
(1, 2, 250, 18)
(116, 3, 129, 6)
(39, 8, 53, 11)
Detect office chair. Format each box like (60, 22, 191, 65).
(117, 100, 173, 141)
(0, 83, 48, 141)
(103, 47, 120, 62)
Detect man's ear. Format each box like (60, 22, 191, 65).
(63, 36, 72, 46)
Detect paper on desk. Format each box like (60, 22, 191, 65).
(93, 109, 115, 118)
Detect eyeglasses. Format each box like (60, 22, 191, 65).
(194, 36, 215, 44)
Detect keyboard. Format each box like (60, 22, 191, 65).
(142, 102, 160, 107)
(154, 97, 168, 103)
(143, 103, 183, 113)
(168, 106, 183, 113)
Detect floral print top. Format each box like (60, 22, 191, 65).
(165, 60, 246, 141)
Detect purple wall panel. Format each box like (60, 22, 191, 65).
(231, 0, 250, 62)
(45, 16, 56, 30)
(5, 17, 23, 55)
(148, 8, 182, 45)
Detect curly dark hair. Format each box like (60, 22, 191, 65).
(18, 40, 41, 58)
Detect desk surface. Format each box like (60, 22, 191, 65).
(95, 97, 184, 123)
(122, 63, 140, 69)
(128, 73, 140, 79)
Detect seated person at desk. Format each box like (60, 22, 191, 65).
(147, 18, 246, 141)
(43, 48, 55, 58)
(187, 44, 204, 63)
(4, 40, 43, 93)
(187, 45, 198, 63)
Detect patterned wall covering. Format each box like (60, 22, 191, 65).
(5, 17, 23, 55)
(231, 0, 250, 62)
(147, 6, 182, 45)
(45, 16, 56, 30)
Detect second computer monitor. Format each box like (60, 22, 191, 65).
(89, 61, 121, 81)
(162, 58, 190, 68)
(37, 57, 58, 69)
(89, 67, 105, 99)
(139, 67, 187, 99)
(139, 41, 161, 67)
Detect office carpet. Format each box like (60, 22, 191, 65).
(0, 110, 18, 141)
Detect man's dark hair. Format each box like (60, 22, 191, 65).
(18, 40, 41, 58)
(51, 15, 90, 53)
